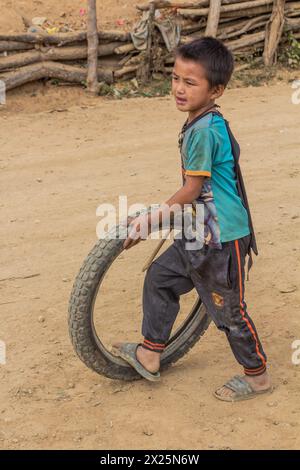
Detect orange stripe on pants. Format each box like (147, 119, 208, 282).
(234, 239, 266, 368)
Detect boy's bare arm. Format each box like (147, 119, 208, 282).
(164, 175, 205, 210)
(124, 175, 204, 249)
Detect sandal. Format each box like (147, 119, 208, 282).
(213, 375, 273, 402)
(112, 343, 160, 382)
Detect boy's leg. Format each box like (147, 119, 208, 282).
(113, 238, 195, 373)
(141, 239, 195, 353)
(187, 235, 270, 397)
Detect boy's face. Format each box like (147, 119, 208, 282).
(172, 57, 224, 116)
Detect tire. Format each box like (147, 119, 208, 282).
(68, 219, 211, 381)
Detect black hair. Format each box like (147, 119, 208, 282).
(175, 37, 234, 89)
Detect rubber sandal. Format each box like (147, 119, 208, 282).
(112, 343, 160, 382)
(213, 375, 273, 402)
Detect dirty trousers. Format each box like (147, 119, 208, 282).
(141, 234, 267, 377)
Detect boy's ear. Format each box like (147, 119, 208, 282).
(211, 84, 225, 100)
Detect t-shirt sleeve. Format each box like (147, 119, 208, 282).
(185, 127, 216, 177)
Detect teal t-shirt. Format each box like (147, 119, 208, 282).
(180, 112, 250, 246)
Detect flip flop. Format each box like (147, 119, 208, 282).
(112, 343, 161, 382)
(213, 375, 273, 402)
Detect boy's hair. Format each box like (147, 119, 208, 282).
(175, 37, 234, 89)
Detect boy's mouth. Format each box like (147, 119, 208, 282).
(176, 97, 187, 106)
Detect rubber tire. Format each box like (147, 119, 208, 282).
(68, 221, 211, 381)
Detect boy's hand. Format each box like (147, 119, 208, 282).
(123, 213, 151, 250)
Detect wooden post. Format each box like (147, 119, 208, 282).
(141, 1, 156, 84)
(205, 0, 222, 37)
(87, 0, 99, 94)
(263, 0, 286, 66)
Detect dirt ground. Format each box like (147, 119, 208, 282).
(0, 76, 300, 450)
(1, 0, 145, 33)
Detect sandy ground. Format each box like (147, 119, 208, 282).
(1, 80, 300, 450)
(1, 0, 145, 33)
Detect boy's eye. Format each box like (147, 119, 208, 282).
(172, 75, 178, 80)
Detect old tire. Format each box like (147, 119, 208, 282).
(68, 221, 211, 381)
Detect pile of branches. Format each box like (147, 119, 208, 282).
(0, 0, 299, 92)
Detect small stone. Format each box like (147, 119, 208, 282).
(36, 178, 43, 183)
(269, 241, 274, 245)
(38, 315, 45, 323)
(62, 278, 70, 282)
(12, 438, 19, 444)
(273, 421, 280, 426)
(142, 428, 153, 436)
(34, 219, 40, 224)
(130, 78, 138, 89)
(267, 401, 278, 407)
(279, 286, 297, 294)
(67, 382, 75, 389)
(32, 17, 47, 26)
(237, 417, 244, 423)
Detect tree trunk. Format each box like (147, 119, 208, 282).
(263, 0, 286, 66)
(87, 0, 99, 95)
(205, 0, 222, 37)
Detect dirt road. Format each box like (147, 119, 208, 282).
(1, 82, 300, 449)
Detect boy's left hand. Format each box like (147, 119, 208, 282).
(123, 213, 151, 250)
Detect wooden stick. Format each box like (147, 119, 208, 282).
(137, 0, 253, 11)
(0, 30, 131, 45)
(0, 61, 114, 90)
(205, 0, 222, 37)
(141, 1, 156, 83)
(227, 30, 266, 51)
(218, 15, 270, 40)
(0, 43, 132, 71)
(142, 230, 172, 272)
(87, 0, 99, 95)
(263, 0, 286, 66)
(0, 40, 34, 52)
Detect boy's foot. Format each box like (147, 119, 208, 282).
(112, 342, 160, 374)
(214, 371, 272, 402)
(113, 343, 160, 382)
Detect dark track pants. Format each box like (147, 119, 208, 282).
(141, 234, 267, 377)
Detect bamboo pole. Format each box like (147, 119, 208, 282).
(87, 0, 99, 95)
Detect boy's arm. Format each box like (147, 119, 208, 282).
(123, 175, 204, 250)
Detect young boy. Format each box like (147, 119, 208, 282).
(113, 37, 272, 402)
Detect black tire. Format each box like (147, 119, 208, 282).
(68, 220, 211, 381)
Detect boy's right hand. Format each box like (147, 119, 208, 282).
(123, 213, 151, 250)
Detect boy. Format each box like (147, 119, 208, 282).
(113, 37, 272, 402)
